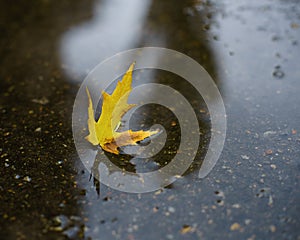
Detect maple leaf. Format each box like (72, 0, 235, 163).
(85, 62, 158, 154)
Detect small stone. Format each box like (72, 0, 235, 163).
(245, 219, 251, 225)
(230, 223, 241, 231)
(268, 195, 274, 206)
(59, 203, 65, 208)
(153, 206, 159, 213)
(265, 149, 273, 155)
(57, 160, 63, 165)
(23, 176, 31, 182)
(168, 207, 175, 213)
(32, 97, 49, 105)
(180, 225, 194, 234)
(171, 121, 177, 126)
(270, 164, 276, 169)
(154, 189, 162, 195)
(132, 225, 138, 231)
(232, 204, 241, 209)
(269, 225, 276, 232)
(51, 226, 63, 232)
(263, 131, 277, 138)
(35, 127, 41, 132)
(167, 195, 175, 201)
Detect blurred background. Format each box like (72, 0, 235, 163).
(0, 0, 299, 239)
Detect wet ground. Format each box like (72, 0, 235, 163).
(1, 0, 300, 239)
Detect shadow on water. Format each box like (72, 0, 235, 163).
(75, 0, 220, 195)
(64, 0, 221, 238)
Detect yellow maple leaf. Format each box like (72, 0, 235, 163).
(85, 62, 158, 154)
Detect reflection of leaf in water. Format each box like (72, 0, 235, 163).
(89, 151, 137, 195)
(89, 169, 100, 196)
(85, 62, 158, 154)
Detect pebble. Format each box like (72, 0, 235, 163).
(24, 176, 32, 182)
(35, 127, 42, 132)
(265, 149, 273, 155)
(270, 164, 276, 169)
(32, 97, 49, 105)
(269, 225, 276, 232)
(168, 206, 175, 213)
(268, 195, 274, 206)
(230, 223, 241, 231)
(263, 131, 277, 138)
(180, 225, 194, 234)
(232, 204, 241, 209)
(245, 219, 251, 225)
